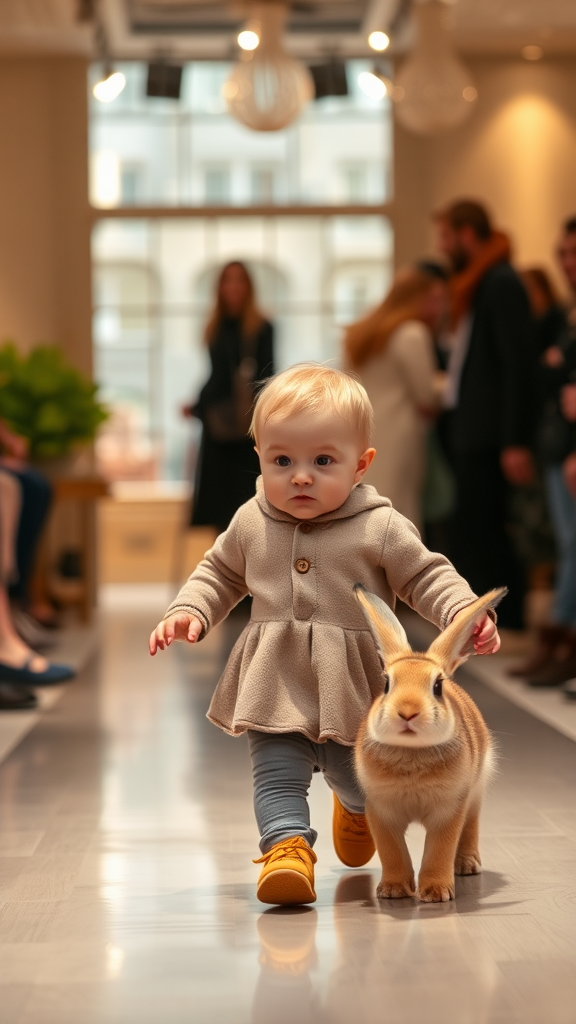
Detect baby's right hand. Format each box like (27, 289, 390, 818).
(149, 612, 204, 655)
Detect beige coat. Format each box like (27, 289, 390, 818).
(360, 319, 438, 530)
(166, 483, 477, 746)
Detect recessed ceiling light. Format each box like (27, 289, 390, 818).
(238, 29, 260, 51)
(522, 44, 543, 61)
(368, 31, 390, 52)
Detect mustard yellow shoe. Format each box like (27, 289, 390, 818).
(332, 795, 375, 867)
(254, 836, 317, 905)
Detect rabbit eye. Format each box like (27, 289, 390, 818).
(383, 673, 390, 695)
(433, 677, 443, 698)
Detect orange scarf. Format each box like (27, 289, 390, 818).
(450, 230, 512, 327)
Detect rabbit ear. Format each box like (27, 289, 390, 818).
(428, 587, 508, 675)
(354, 584, 411, 664)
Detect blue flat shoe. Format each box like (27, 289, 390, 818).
(0, 658, 76, 687)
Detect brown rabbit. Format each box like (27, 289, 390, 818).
(354, 585, 505, 903)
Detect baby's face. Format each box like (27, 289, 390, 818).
(256, 411, 375, 519)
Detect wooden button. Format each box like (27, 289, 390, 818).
(295, 558, 310, 574)
(300, 523, 313, 534)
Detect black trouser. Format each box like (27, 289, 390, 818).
(449, 449, 525, 630)
(4, 467, 52, 604)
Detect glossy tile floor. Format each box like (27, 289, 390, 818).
(1, 594, 576, 1024)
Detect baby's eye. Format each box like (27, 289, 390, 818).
(315, 455, 333, 466)
(275, 455, 291, 467)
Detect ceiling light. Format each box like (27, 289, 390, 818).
(358, 71, 390, 101)
(93, 69, 126, 103)
(522, 44, 543, 61)
(225, 4, 313, 131)
(368, 31, 390, 52)
(238, 29, 260, 50)
(394, 0, 476, 136)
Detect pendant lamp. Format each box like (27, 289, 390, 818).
(394, 0, 477, 136)
(224, 3, 313, 132)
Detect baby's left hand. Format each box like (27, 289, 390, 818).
(471, 613, 500, 656)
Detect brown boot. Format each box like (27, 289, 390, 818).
(527, 630, 576, 687)
(507, 625, 570, 678)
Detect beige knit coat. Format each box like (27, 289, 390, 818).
(166, 482, 477, 746)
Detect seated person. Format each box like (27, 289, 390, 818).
(0, 459, 74, 711)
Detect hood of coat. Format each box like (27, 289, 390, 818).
(254, 478, 392, 524)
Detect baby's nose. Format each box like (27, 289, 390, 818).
(292, 468, 313, 484)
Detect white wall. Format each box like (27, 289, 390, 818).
(394, 56, 576, 292)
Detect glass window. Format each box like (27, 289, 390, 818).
(120, 164, 145, 205)
(251, 166, 277, 204)
(89, 61, 392, 209)
(92, 216, 393, 482)
(204, 166, 231, 204)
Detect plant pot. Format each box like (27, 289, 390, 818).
(32, 446, 96, 481)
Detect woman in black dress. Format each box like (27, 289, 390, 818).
(189, 262, 274, 532)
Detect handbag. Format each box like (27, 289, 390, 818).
(205, 339, 258, 442)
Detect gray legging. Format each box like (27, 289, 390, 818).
(248, 730, 365, 854)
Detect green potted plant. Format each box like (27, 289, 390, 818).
(0, 342, 109, 469)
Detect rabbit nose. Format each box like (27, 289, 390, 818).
(398, 710, 419, 721)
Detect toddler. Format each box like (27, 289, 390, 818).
(150, 365, 499, 905)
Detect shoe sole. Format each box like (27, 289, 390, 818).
(257, 869, 316, 906)
(333, 844, 376, 868)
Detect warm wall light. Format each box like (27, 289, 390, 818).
(93, 70, 126, 103)
(522, 45, 544, 61)
(368, 31, 390, 52)
(238, 29, 260, 50)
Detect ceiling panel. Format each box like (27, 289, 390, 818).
(0, 0, 576, 57)
(127, 0, 369, 36)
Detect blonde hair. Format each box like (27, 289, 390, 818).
(204, 261, 265, 345)
(343, 267, 441, 369)
(250, 363, 374, 450)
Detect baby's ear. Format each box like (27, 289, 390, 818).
(428, 587, 507, 675)
(354, 585, 410, 663)
(354, 447, 376, 482)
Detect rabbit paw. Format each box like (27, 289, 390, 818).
(417, 880, 455, 903)
(455, 852, 481, 876)
(377, 878, 415, 899)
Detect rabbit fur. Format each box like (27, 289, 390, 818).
(354, 585, 505, 903)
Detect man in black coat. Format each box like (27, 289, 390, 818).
(434, 200, 537, 631)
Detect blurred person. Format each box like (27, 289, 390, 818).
(434, 199, 537, 633)
(509, 261, 576, 685)
(343, 264, 448, 529)
(0, 417, 55, 632)
(0, 468, 74, 709)
(533, 217, 576, 698)
(185, 261, 274, 533)
(521, 268, 566, 356)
